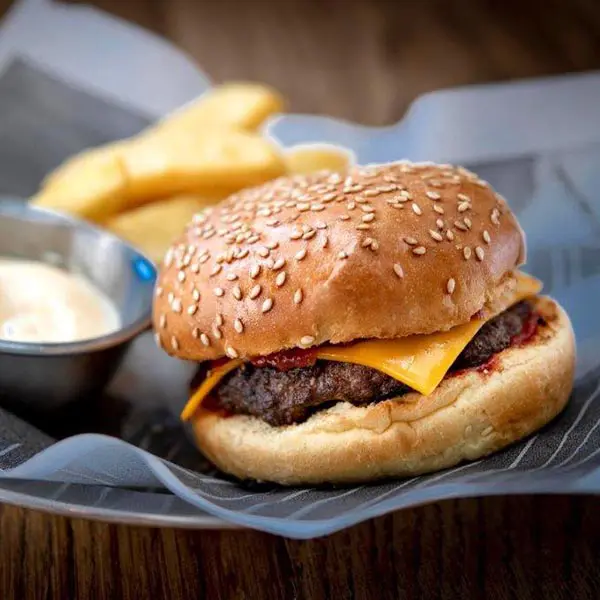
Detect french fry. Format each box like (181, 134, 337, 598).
(32, 143, 129, 221)
(284, 144, 354, 175)
(121, 128, 286, 200)
(155, 83, 284, 133)
(107, 195, 219, 263)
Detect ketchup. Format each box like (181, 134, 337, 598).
(510, 310, 542, 346)
(251, 347, 318, 371)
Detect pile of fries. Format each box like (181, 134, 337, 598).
(31, 83, 353, 263)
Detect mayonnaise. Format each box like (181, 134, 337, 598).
(0, 259, 120, 343)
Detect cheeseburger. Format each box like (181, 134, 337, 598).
(154, 161, 575, 485)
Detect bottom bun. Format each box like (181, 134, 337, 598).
(191, 297, 575, 485)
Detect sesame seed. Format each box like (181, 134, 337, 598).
(226, 272, 238, 281)
(295, 248, 307, 261)
(167, 292, 174, 304)
(276, 272, 287, 287)
(363, 189, 380, 197)
(249, 264, 261, 279)
(213, 287, 224, 297)
(356, 224, 371, 230)
(393, 264, 404, 278)
(210, 264, 222, 276)
(412, 203, 423, 216)
(454, 221, 468, 231)
(237, 248, 249, 259)
(412, 246, 427, 256)
(293, 289, 304, 305)
(171, 298, 182, 314)
(404, 236, 418, 245)
(171, 336, 179, 351)
(361, 237, 373, 248)
(370, 239, 379, 251)
(483, 230, 491, 244)
(426, 191, 441, 200)
(198, 254, 210, 264)
(339, 215, 351, 221)
(187, 305, 198, 316)
(290, 229, 303, 240)
(297, 202, 310, 211)
(178, 271, 186, 283)
(433, 204, 445, 214)
(491, 208, 501, 225)
(192, 327, 200, 339)
(475, 246, 485, 261)
(300, 335, 315, 346)
(347, 202, 356, 210)
(200, 333, 210, 346)
(463, 217, 472, 229)
(302, 229, 316, 240)
(257, 247, 270, 258)
(322, 192, 337, 202)
(446, 278, 456, 294)
(399, 190, 412, 199)
(457, 193, 470, 202)
(216, 313, 224, 327)
(361, 205, 375, 213)
(429, 229, 443, 242)
(458, 202, 470, 212)
(362, 213, 375, 223)
(234, 318, 244, 333)
(463, 247, 472, 260)
(192, 289, 201, 302)
(262, 298, 274, 313)
(475, 179, 487, 188)
(155, 286, 163, 298)
(159, 314, 167, 329)
(315, 221, 327, 230)
(226, 346, 239, 359)
(249, 284, 262, 299)
(232, 285, 243, 300)
(436, 218, 444, 229)
(322, 236, 329, 248)
(338, 251, 349, 259)
(212, 326, 222, 340)
(272, 258, 286, 271)
(446, 230, 455, 241)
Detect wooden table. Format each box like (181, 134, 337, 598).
(1, 0, 600, 597)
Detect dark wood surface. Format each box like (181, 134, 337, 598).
(1, 0, 600, 598)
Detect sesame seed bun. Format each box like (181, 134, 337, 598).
(154, 161, 526, 360)
(190, 296, 575, 485)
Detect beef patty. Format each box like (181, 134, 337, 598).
(201, 301, 537, 426)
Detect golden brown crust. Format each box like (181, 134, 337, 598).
(153, 162, 525, 360)
(190, 297, 575, 485)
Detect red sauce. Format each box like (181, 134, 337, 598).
(250, 347, 318, 371)
(510, 310, 542, 346)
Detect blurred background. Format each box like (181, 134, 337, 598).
(2, 0, 597, 125)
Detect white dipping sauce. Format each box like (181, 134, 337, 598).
(0, 259, 120, 343)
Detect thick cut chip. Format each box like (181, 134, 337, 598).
(285, 144, 354, 175)
(121, 128, 286, 199)
(32, 143, 129, 221)
(155, 83, 284, 133)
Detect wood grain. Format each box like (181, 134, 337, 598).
(1, 496, 598, 599)
(70, 0, 600, 124)
(1, 0, 600, 597)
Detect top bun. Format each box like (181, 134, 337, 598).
(154, 161, 525, 361)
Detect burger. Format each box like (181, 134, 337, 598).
(153, 161, 575, 485)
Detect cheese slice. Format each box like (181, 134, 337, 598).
(181, 272, 542, 421)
